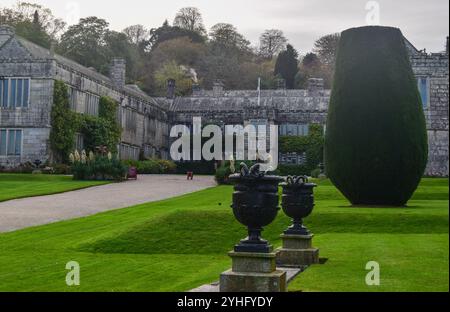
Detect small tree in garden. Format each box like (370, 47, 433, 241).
(325, 26, 428, 206)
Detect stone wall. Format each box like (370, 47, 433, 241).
(408, 44, 449, 176)
(54, 62, 171, 160)
(0, 58, 54, 166)
(168, 88, 330, 125)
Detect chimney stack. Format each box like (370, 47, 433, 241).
(110, 57, 126, 88)
(307, 78, 324, 95)
(275, 78, 286, 90)
(0, 25, 14, 47)
(192, 83, 201, 96)
(167, 79, 176, 99)
(213, 80, 224, 96)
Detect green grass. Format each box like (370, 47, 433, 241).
(0, 178, 447, 292)
(0, 174, 109, 202)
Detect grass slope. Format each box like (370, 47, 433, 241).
(0, 174, 109, 202)
(0, 178, 447, 291)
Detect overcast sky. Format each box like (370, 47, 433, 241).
(2, 0, 449, 53)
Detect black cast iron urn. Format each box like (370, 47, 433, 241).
(280, 176, 317, 235)
(229, 163, 284, 253)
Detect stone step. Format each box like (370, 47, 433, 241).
(188, 266, 305, 292)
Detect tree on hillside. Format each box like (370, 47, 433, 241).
(146, 36, 206, 92)
(149, 37, 206, 71)
(58, 17, 109, 71)
(104, 30, 142, 81)
(274, 44, 299, 89)
(154, 61, 193, 96)
(149, 20, 205, 49)
(302, 52, 321, 68)
(173, 7, 206, 35)
(295, 52, 324, 88)
(122, 24, 149, 46)
(314, 33, 340, 66)
(259, 29, 287, 59)
(209, 23, 250, 51)
(0, 2, 65, 47)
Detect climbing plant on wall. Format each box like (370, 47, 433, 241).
(49, 80, 76, 163)
(279, 124, 324, 172)
(50, 81, 122, 163)
(80, 96, 121, 153)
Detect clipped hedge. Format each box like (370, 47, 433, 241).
(325, 26, 428, 206)
(176, 161, 216, 175)
(122, 159, 177, 174)
(274, 164, 309, 177)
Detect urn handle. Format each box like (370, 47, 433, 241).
(239, 162, 264, 178)
(286, 175, 308, 185)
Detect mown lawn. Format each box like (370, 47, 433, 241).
(0, 174, 109, 202)
(0, 178, 447, 292)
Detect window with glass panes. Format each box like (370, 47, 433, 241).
(417, 77, 430, 109)
(0, 78, 30, 108)
(279, 124, 309, 136)
(0, 129, 23, 156)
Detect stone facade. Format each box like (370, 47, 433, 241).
(405, 38, 449, 176)
(0, 25, 169, 167)
(0, 25, 448, 176)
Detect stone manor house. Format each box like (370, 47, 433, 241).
(0, 25, 448, 176)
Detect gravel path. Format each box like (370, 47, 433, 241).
(0, 175, 216, 233)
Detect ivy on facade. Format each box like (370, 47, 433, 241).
(50, 80, 76, 163)
(50, 80, 122, 163)
(279, 124, 324, 171)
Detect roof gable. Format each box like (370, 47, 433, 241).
(0, 35, 33, 60)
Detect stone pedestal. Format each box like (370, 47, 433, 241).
(276, 234, 319, 267)
(220, 251, 287, 292)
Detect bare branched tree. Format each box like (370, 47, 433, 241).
(313, 33, 341, 66)
(0, 2, 66, 39)
(173, 7, 206, 35)
(209, 23, 250, 50)
(122, 24, 150, 45)
(259, 29, 287, 59)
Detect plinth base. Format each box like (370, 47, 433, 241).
(219, 250, 287, 292)
(276, 234, 319, 267)
(219, 269, 286, 292)
(229, 251, 276, 273)
(276, 248, 319, 267)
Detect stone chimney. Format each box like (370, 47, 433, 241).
(307, 78, 324, 95)
(213, 81, 224, 97)
(0, 25, 15, 47)
(110, 57, 126, 88)
(167, 79, 176, 99)
(275, 78, 286, 90)
(192, 83, 201, 96)
(49, 40, 56, 58)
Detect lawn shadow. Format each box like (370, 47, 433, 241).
(77, 208, 449, 256)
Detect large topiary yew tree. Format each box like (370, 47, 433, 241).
(324, 26, 428, 206)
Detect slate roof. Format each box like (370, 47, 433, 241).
(0, 25, 165, 109)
